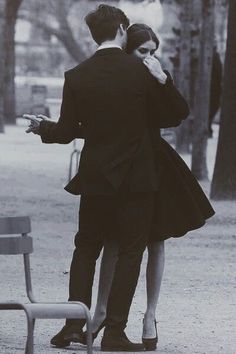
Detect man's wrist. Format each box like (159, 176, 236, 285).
(33, 122, 42, 135)
(32, 126, 40, 135)
(34, 128, 40, 135)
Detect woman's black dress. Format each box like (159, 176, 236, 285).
(150, 137, 215, 242)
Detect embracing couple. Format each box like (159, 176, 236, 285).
(25, 3, 214, 352)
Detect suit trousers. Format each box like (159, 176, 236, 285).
(67, 191, 154, 332)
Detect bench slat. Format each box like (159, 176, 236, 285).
(0, 236, 33, 254)
(0, 217, 31, 235)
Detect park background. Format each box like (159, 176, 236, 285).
(0, 0, 236, 353)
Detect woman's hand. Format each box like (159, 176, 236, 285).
(143, 56, 167, 84)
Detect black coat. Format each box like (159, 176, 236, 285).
(38, 48, 214, 238)
(149, 138, 215, 241)
(39, 48, 189, 195)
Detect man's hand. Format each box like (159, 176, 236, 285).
(143, 56, 167, 84)
(36, 114, 51, 122)
(23, 114, 51, 134)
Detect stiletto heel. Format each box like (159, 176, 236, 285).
(81, 319, 106, 345)
(142, 319, 158, 350)
(92, 319, 106, 340)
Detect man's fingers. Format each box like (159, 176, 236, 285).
(22, 114, 40, 123)
(25, 127, 32, 133)
(23, 114, 36, 119)
(37, 114, 48, 120)
(25, 126, 38, 134)
(23, 116, 35, 121)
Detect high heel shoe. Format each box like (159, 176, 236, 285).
(142, 319, 158, 351)
(80, 319, 106, 345)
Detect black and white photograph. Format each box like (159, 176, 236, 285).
(0, 0, 235, 353)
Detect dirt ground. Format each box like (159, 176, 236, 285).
(0, 122, 235, 354)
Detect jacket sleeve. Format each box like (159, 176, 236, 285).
(39, 72, 86, 144)
(148, 70, 190, 129)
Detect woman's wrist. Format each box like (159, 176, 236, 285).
(156, 71, 167, 84)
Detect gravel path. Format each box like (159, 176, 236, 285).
(0, 123, 235, 354)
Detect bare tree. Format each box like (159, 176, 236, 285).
(4, 0, 23, 125)
(175, 0, 194, 153)
(211, 0, 236, 199)
(0, 0, 5, 133)
(191, 0, 214, 180)
(20, 0, 87, 63)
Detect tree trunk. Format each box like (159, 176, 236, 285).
(215, 0, 228, 59)
(191, 0, 214, 180)
(4, 0, 23, 125)
(175, 0, 193, 154)
(0, 0, 5, 133)
(210, 0, 236, 199)
(53, 21, 87, 63)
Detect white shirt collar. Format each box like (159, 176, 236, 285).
(97, 43, 122, 51)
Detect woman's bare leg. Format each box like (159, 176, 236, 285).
(142, 241, 165, 338)
(92, 239, 118, 332)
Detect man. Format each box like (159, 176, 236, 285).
(24, 4, 186, 351)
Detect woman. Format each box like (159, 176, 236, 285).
(85, 23, 215, 350)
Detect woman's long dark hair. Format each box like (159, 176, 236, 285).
(126, 23, 159, 54)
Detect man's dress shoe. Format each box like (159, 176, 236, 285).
(50, 324, 84, 348)
(101, 331, 145, 352)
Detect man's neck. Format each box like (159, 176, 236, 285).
(97, 40, 122, 51)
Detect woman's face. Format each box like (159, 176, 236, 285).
(132, 40, 157, 60)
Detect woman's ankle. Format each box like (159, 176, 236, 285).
(143, 312, 156, 322)
(92, 309, 106, 331)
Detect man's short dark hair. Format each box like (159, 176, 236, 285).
(85, 4, 130, 45)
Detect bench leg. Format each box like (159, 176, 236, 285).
(25, 312, 34, 354)
(86, 323, 93, 354)
(84, 308, 93, 354)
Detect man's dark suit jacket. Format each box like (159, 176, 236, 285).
(39, 48, 189, 195)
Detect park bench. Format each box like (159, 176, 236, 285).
(0, 216, 92, 354)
